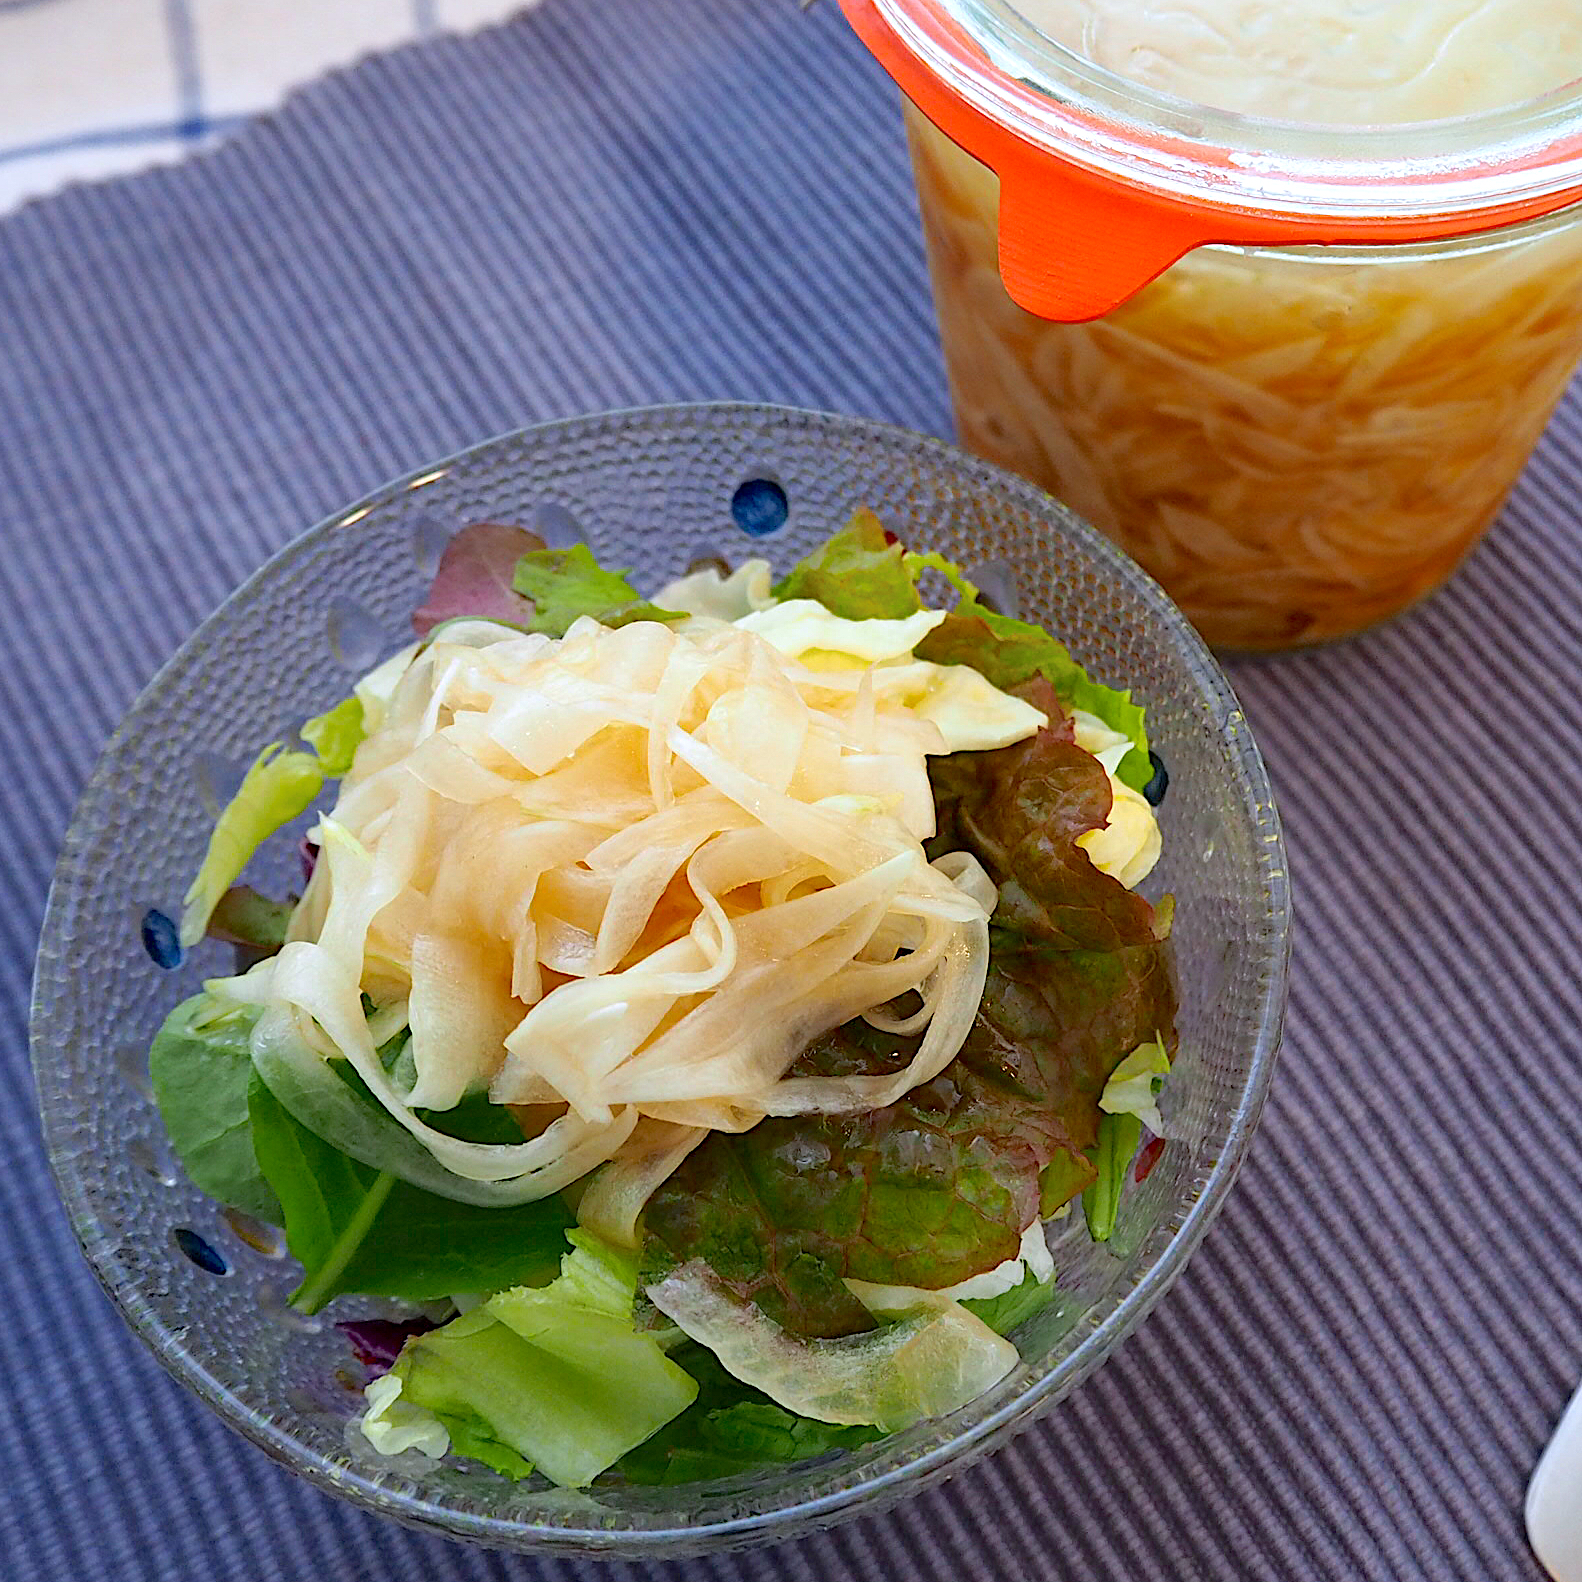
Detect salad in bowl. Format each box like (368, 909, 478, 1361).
(33, 403, 1285, 1553)
(149, 509, 1176, 1490)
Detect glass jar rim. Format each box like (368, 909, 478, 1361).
(874, 0, 1582, 223)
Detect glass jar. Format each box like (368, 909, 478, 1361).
(845, 0, 1582, 650)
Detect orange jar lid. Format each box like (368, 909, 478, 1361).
(842, 0, 1582, 321)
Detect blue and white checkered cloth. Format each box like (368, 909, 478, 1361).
(0, 0, 530, 213)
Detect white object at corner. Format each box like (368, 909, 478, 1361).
(0, 0, 535, 217)
(1530, 1379, 1582, 1580)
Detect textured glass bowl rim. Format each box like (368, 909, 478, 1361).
(31, 403, 1290, 1556)
(876, 0, 1582, 222)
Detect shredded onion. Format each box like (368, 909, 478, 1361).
(215, 614, 1020, 1202)
(576, 1121, 710, 1249)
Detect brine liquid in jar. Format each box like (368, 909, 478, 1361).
(906, 1, 1582, 649)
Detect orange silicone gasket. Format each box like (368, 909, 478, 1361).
(842, 0, 1582, 321)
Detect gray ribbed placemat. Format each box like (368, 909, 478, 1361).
(2, 2, 1578, 1577)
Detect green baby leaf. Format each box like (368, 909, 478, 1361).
(148, 995, 282, 1224)
(1083, 1111, 1143, 1244)
(247, 1079, 573, 1314)
(960, 1268, 1059, 1335)
(436, 1409, 536, 1480)
(205, 886, 295, 953)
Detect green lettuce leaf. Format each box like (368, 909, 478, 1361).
(384, 1230, 698, 1488)
(511, 543, 685, 638)
(179, 743, 324, 947)
(960, 1268, 1058, 1335)
(1038, 1150, 1097, 1217)
(148, 995, 282, 1224)
(701, 1402, 879, 1465)
(614, 1339, 880, 1485)
(424, 1088, 538, 1145)
(1099, 1037, 1172, 1137)
(437, 1409, 535, 1480)
(247, 1076, 573, 1314)
(772, 508, 920, 618)
(645, 1261, 1016, 1433)
(621, 1406, 879, 1485)
(299, 695, 365, 776)
(1083, 1112, 1142, 1244)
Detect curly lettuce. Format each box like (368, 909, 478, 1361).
(511, 543, 685, 637)
(771, 507, 916, 618)
(773, 512, 1150, 788)
(181, 685, 378, 950)
(179, 744, 323, 947)
(646, 682, 1174, 1336)
(911, 560, 1151, 792)
(298, 696, 365, 777)
(644, 1038, 1052, 1338)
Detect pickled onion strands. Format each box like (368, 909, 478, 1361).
(576, 1119, 710, 1249)
(906, 106, 1582, 648)
(214, 614, 1028, 1204)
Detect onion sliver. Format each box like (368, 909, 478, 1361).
(248, 614, 1040, 1201)
(248, 1002, 633, 1204)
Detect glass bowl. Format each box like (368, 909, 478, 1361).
(30, 403, 1289, 1558)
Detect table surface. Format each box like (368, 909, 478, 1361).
(1, 2, 1579, 1578)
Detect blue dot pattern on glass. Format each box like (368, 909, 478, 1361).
(140, 909, 184, 970)
(172, 1228, 228, 1276)
(1142, 751, 1170, 808)
(730, 478, 789, 537)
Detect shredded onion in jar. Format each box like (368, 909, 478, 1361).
(906, 106, 1582, 649)
(215, 616, 1017, 1202)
